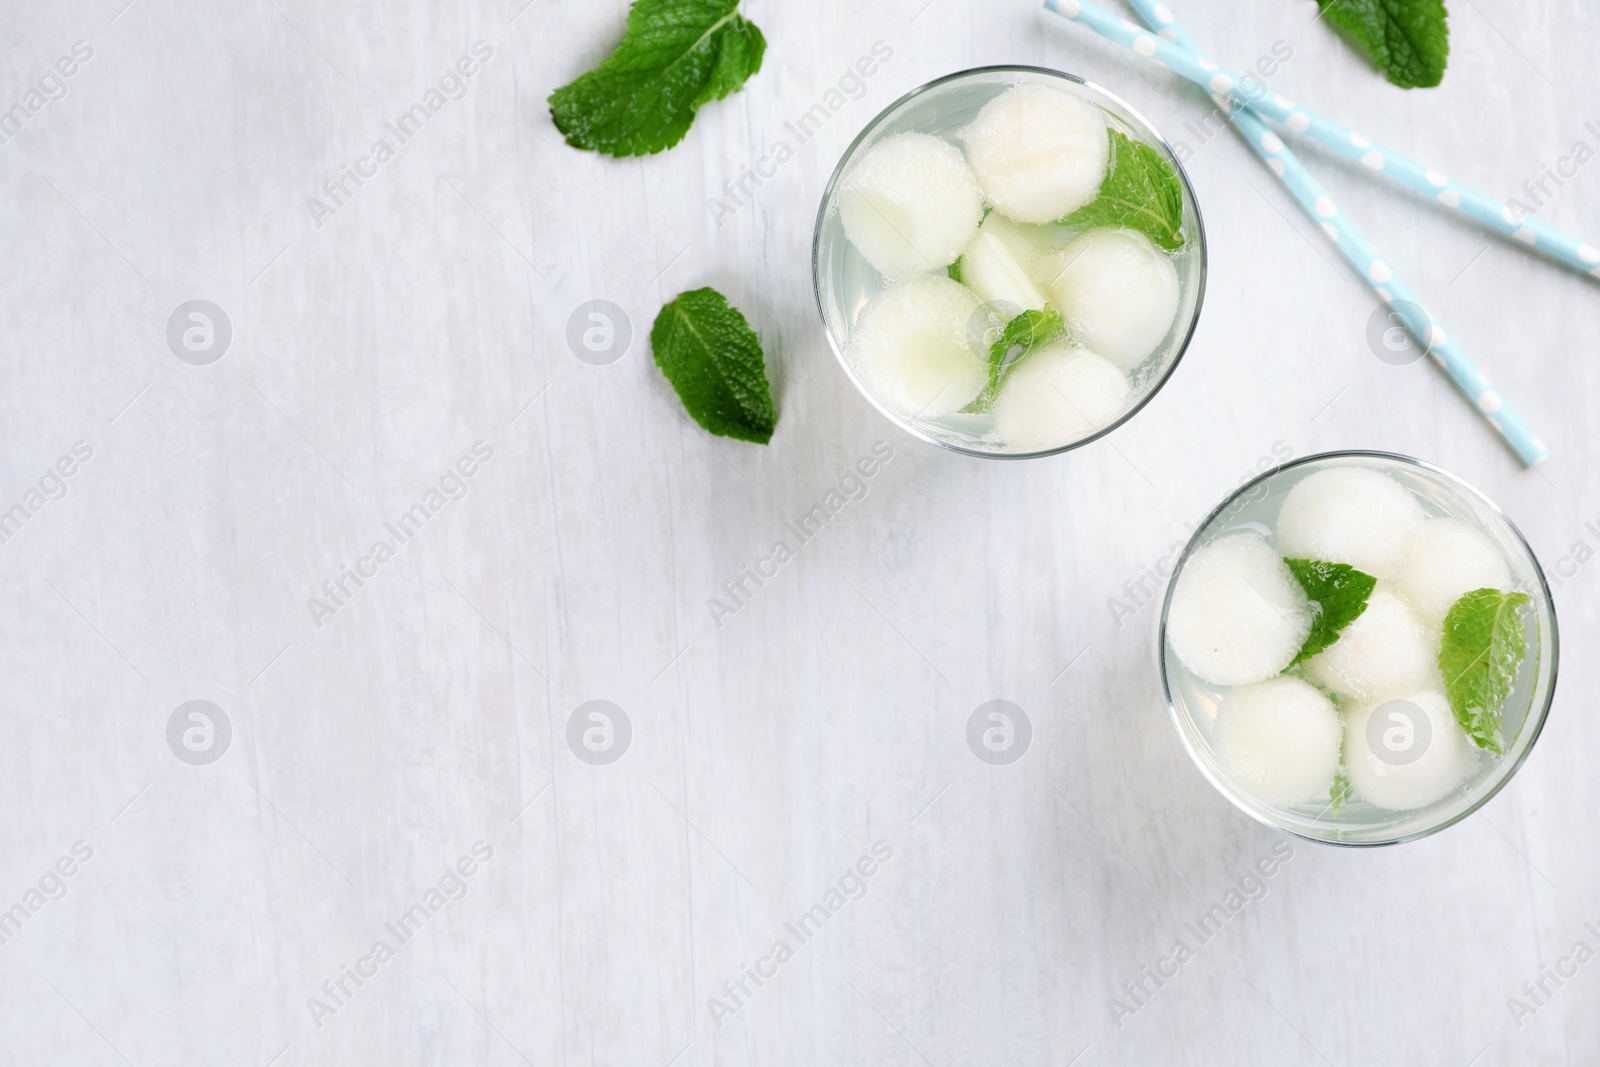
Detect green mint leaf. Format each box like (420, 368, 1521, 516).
(549, 0, 766, 157)
(1315, 0, 1449, 89)
(960, 306, 1064, 414)
(1060, 129, 1185, 251)
(1438, 588, 1530, 754)
(946, 257, 963, 284)
(1329, 771, 1353, 814)
(651, 287, 776, 443)
(1284, 558, 1377, 666)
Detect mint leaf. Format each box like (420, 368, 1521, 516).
(1284, 558, 1377, 666)
(960, 306, 1064, 414)
(1315, 0, 1449, 89)
(651, 288, 776, 443)
(1060, 129, 1184, 251)
(1329, 771, 1353, 814)
(549, 0, 766, 157)
(1438, 588, 1530, 754)
(946, 257, 963, 284)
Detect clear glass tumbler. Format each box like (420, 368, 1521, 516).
(1159, 451, 1559, 846)
(812, 65, 1206, 458)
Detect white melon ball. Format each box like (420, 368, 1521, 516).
(962, 231, 1046, 314)
(1344, 691, 1477, 810)
(991, 343, 1128, 451)
(1275, 468, 1424, 580)
(959, 213, 1067, 315)
(838, 133, 984, 280)
(1214, 677, 1342, 807)
(1395, 519, 1512, 624)
(1039, 229, 1180, 371)
(1167, 532, 1311, 686)
(1304, 587, 1432, 699)
(962, 83, 1109, 224)
(981, 213, 1064, 269)
(848, 275, 986, 418)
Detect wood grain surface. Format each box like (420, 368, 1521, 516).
(0, 0, 1596, 1063)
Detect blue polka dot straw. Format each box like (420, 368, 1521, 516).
(1043, 0, 1552, 467)
(1048, 0, 1600, 282)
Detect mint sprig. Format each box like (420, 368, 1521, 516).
(651, 288, 776, 443)
(1329, 771, 1353, 814)
(1438, 588, 1530, 754)
(960, 307, 1064, 414)
(549, 0, 766, 157)
(1060, 129, 1184, 251)
(1284, 558, 1377, 666)
(1314, 0, 1448, 89)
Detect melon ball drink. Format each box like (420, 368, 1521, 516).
(813, 67, 1205, 456)
(1160, 452, 1558, 845)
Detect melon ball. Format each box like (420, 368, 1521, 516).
(991, 343, 1128, 451)
(959, 213, 1066, 315)
(962, 230, 1046, 314)
(848, 275, 986, 418)
(1304, 587, 1432, 699)
(1344, 691, 1477, 810)
(838, 132, 984, 280)
(962, 84, 1109, 224)
(1395, 519, 1512, 624)
(1275, 468, 1424, 580)
(982, 212, 1064, 269)
(1166, 532, 1311, 686)
(1038, 229, 1180, 371)
(1214, 677, 1343, 807)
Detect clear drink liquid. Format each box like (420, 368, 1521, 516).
(1161, 453, 1556, 844)
(813, 67, 1206, 456)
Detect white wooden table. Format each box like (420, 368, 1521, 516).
(2, 0, 1596, 1063)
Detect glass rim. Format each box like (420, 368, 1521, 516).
(1156, 449, 1561, 848)
(809, 64, 1209, 460)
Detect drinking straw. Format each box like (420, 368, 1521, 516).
(1043, 0, 1600, 282)
(1121, 0, 1226, 72)
(1042, 0, 1551, 467)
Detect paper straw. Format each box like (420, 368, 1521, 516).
(1044, 0, 1600, 282)
(1041, 0, 1549, 466)
(1123, 0, 1212, 59)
